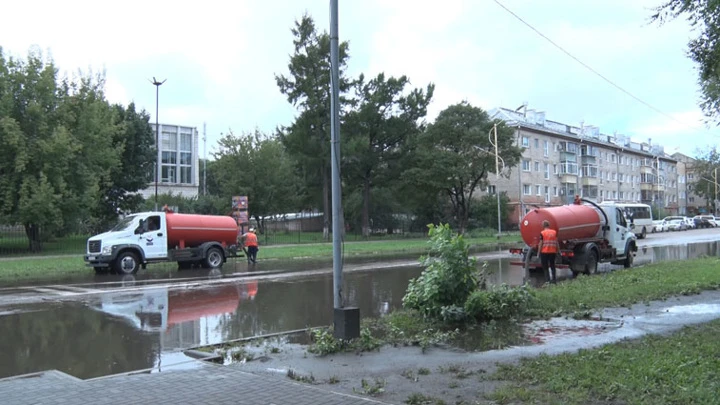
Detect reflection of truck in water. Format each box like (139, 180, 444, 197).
(95, 283, 258, 333)
(85, 208, 243, 275)
(510, 198, 638, 276)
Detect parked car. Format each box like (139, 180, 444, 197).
(666, 218, 687, 231)
(683, 217, 696, 229)
(652, 220, 669, 233)
(693, 215, 717, 228)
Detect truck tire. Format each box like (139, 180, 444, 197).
(584, 250, 598, 275)
(114, 251, 140, 275)
(203, 247, 224, 269)
(623, 252, 634, 269)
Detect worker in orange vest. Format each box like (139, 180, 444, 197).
(242, 228, 259, 264)
(538, 220, 559, 283)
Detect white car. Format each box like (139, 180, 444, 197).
(651, 220, 668, 233)
(666, 218, 687, 231)
(683, 217, 696, 229)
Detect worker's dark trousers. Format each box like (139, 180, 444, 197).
(540, 253, 557, 283)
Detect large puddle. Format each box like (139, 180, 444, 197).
(1, 240, 719, 379)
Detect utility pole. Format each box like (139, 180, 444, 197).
(203, 122, 207, 196)
(151, 77, 166, 211)
(329, 0, 358, 340)
(489, 124, 503, 238)
(714, 167, 718, 215)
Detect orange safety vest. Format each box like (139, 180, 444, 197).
(243, 232, 258, 247)
(540, 229, 559, 254)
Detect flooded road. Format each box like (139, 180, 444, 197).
(1, 232, 719, 380)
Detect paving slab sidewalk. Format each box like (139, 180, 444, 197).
(0, 361, 391, 405)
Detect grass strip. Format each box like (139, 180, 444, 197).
(489, 319, 720, 404)
(529, 257, 720, 317)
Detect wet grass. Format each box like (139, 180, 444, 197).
(529, 257, 720, 318)
(489, 319, 720, 405)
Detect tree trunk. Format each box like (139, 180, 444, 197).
(322, 167, 330, 240)
(25, 223, 42, 253)
(362, 178, 371, 238)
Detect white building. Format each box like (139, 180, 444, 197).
(140, 123, 200, 199)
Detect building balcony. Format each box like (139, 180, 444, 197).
(581, 155, 596, 164)
(581, 177, 598, 186)
(640, 183, 653, 191)
(560, 174, 578, 184)
(653, 184, 665, 192)
(640, 166, 654, 175)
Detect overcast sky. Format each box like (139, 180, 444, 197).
(2, 0, 716, 158)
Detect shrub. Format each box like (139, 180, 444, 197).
(464, 284, 535, 321)
(403, 224, 478, 320)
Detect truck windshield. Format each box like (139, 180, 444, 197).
(110, 215, 138, 232)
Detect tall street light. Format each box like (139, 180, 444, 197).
(151, 77, 166, 211)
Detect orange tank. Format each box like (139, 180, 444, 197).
(520, 204, 604, 248)
(165, 212, 238, 249)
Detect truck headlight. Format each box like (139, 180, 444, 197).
(102, 245, 113, 255)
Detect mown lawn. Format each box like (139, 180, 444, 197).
(489, 319, 720, 404)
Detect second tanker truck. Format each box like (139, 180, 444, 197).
(84, 208, 242, 275)
(510, 198, 638, 276)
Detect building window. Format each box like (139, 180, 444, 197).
(553, 186, 558, 196)
(523, 184, 531, 195)
(161, 130, 177, 183)
(534, 138, 539, 148)
(487, 185, 496, 194)
(536, 185, 541, 195)
(544, 140, 549, 157)
(612, 172, 617, 181)
(179, 132, 193, 184)
(619, 191, 624, 200)
(522, 159, 530, 171)
(521, 136, 529, 148)
(544, 163, 550, 179)
(553, 164, 558, 175)
(534, 161, 540, 172)
(545, 186, 550, 203)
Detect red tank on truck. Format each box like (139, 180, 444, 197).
(509, 198, 638, 276)
(84, 209, 244, 275)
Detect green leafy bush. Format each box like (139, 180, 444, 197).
(403, 224, 478, 320)
(464, 284, 535, 321)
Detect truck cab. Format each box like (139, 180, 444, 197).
(85, 212, 170, 274)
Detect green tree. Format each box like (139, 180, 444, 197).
(652, 0, 720, 119)
(0, 48, 123, 250)
(343, 73, 434, 236)
(275, 14, 351, 239)
(403, 102, 522, 234)
(211, 130, 302, 233)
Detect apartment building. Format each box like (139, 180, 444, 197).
(488, 107, 679, 226)
(672, 152, 710, 215)
(139, 123, 200, 200)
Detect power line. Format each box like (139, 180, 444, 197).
(493, 0, 708, 132)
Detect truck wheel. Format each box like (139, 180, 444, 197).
(584, 251, 598, 275)
(203, 247, 224, 268)
(114, 251, 140, 275)
(623, 252, 634, 269)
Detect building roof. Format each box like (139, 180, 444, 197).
(489, 107, 677, 163)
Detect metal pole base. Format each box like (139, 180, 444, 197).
(333, 307, 360, 340)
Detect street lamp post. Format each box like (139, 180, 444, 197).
(151, 77, 166, 211)
(485, 125, 506, 238)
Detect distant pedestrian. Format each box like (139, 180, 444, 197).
(242, 228, 259, 264)
(538, 220, 558, 283)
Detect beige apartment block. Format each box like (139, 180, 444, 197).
(672, 152, 711, 215)
(488, 107, 679, 227)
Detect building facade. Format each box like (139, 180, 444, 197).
(488, 107, 681, 226)
(672, 152, 710, 215)
(140, 123, 200, 200)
